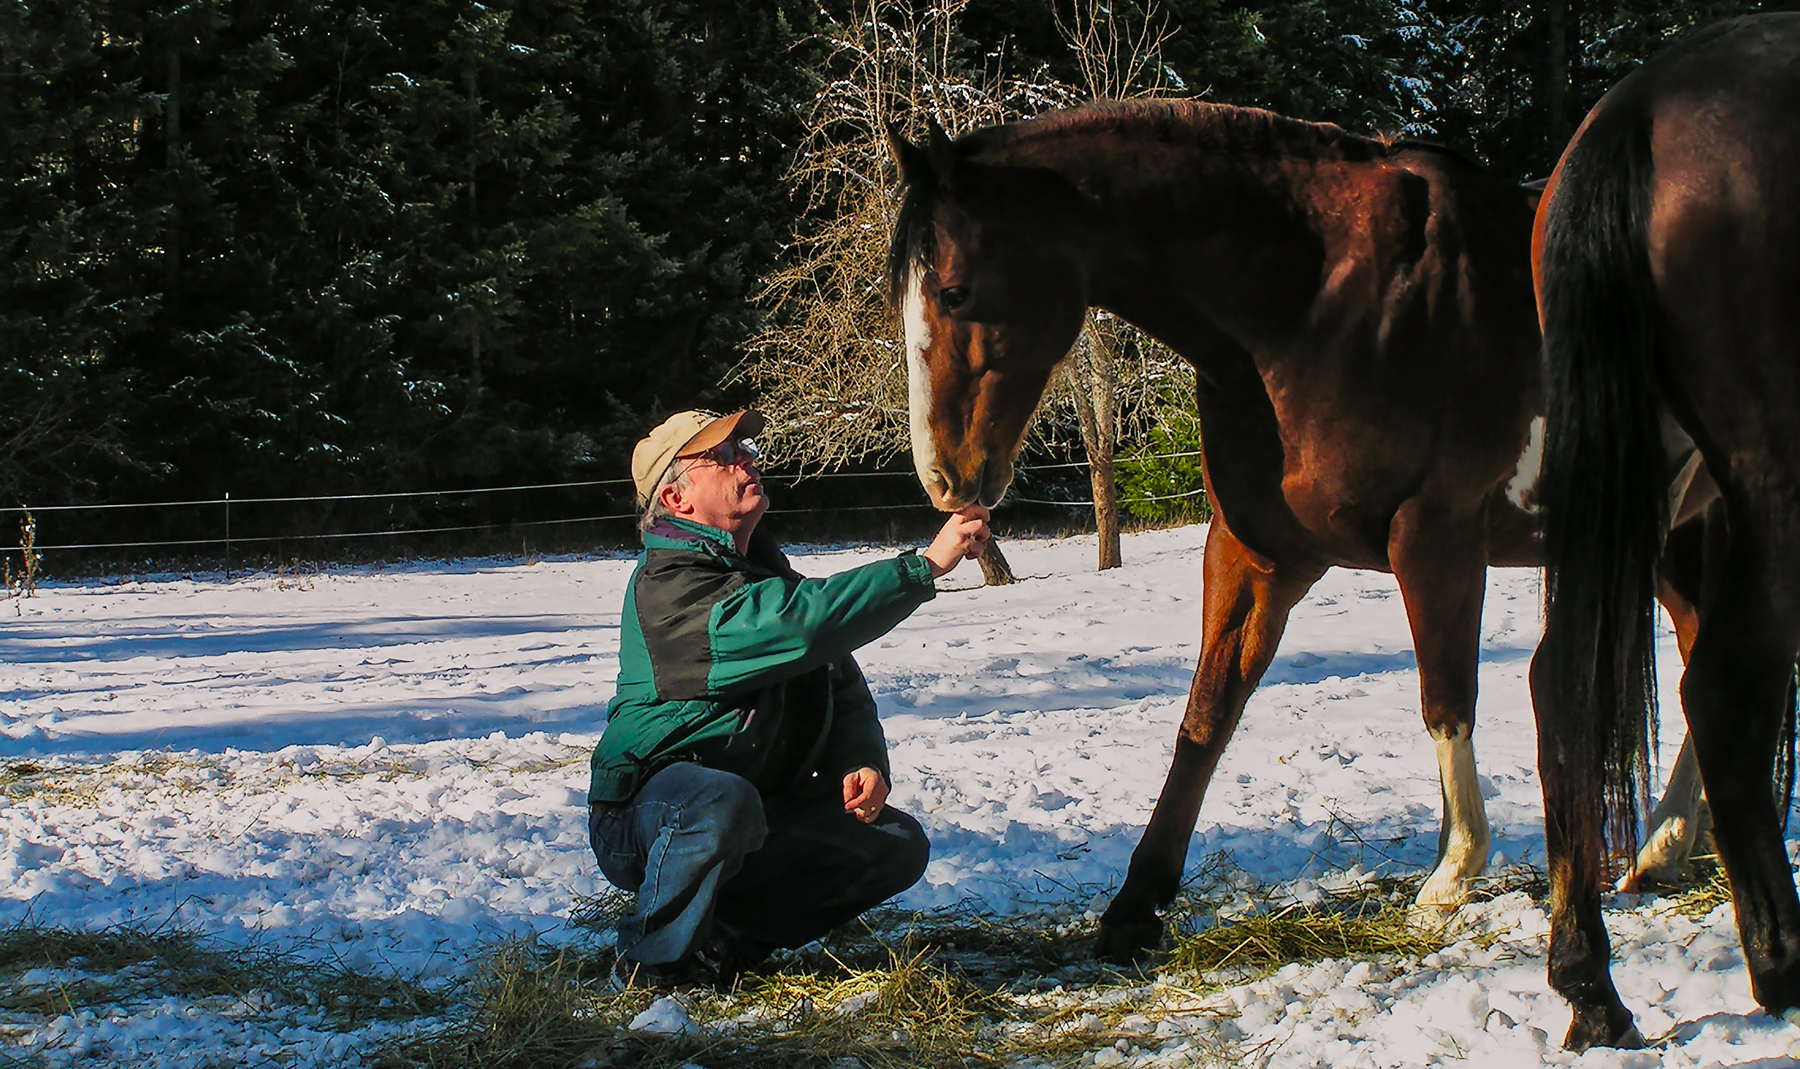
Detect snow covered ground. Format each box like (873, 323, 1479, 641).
(2, 524, 1796, 1067)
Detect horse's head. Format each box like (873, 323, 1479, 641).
(887, 121, 1094, 510)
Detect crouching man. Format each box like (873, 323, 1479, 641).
(590, 409, 990, 988)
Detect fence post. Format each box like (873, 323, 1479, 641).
(225, 491, 231, 583)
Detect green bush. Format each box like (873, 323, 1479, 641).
(1118, 401, 1209, 527)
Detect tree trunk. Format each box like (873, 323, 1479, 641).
(978, 538, 1015, 585)
(1073, 318, 1122, 570)
(1088, 443, 1120, 570)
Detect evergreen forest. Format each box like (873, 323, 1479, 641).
(0, 0, 1782, 562)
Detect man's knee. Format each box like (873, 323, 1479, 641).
(651, 763, 768, 852)
(594, 764, 768, 877)
(871, 807, 931, 896)
(676, 763, 759, 835)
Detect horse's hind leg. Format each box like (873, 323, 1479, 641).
(1530, 628, 1643, 1049)
(1680, 536, 1800, 1014)
(1389, 497, 1492, 912)
(1622, 510, 1712, 891)
(1096, 519, 1323, 962)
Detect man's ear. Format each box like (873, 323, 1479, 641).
(657, 480, 692, 517)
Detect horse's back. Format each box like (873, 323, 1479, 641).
(1613, 18, 1800, 484)
(1535, 15, 1800, 674)
(1543, 12, 1800, 630)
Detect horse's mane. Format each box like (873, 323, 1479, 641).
(966, 100, 1386, 163)
(886, 100, 1463, 304)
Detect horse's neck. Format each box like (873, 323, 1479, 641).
(1039, 141, 1349, 356)
(1025, 143, 1331, 556)
(1027, 134, 1412, 558)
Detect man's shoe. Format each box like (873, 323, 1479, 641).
(707, 923, 774, 979)
(609, 928, 773, 993)
(609, 951, 719, 993)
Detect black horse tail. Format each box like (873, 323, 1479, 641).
(1537, 101, 1666, 864)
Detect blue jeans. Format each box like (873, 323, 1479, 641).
(589, 762, 931, 966)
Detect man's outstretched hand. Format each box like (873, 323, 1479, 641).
(843, 767, 890, 823)
(922, 506, 991, 579)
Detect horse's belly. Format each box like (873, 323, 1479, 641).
(1277, 480, 1399, 570)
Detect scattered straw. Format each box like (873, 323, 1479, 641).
(820, 901, 1095, 982)
(379, 939, 1007, 1069)
(0, 922, 442, 1025)
(1167, 902, 1442, 977)
(387, 900, 1374, 1069)
(1659, 858, 1732, 919)
(567, 889, 634, 934)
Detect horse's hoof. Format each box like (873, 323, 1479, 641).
(1563, 1008, 1643, 1051)
(1405, 901, 1455, 933)
(1094, 919, 1162, 964)
(1622, 816, 1697, 892)
(1615, 859, 1683, 893)
(1413, 872, 1472, 914)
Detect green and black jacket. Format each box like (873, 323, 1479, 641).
(589, 517, 937, 805)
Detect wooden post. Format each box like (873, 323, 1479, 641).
(1073, 317, 1122, 570)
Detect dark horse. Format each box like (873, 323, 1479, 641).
(1533, 13, 1800, 1050)
(886, 100, 1717, 959)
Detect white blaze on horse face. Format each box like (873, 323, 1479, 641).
(1505, 415, 1545, 511)
(904, 267, 942, 498)
(1414, 723, 1492, 911)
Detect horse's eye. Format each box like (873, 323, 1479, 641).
(939, 286, 970, 312)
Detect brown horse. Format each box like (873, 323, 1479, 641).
(1533, 13, 1800, 1050)
(886, 100, 1717, 959)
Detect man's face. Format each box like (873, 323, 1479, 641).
(667, 441, 768, 537)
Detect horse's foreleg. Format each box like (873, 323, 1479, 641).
(1096, 520, 1322, 962)
(1389, 498, 1491, 913)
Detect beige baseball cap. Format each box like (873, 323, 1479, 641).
(630, 409, 766, 505)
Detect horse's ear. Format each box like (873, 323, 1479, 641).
(925, 117, 959, 189)
(1520, 176, 1548, 213)
(886, 121, 928, 183)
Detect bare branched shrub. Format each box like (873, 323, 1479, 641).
(6, 509, 39, 608)
(739, 0, 1078, 473)
(741, 0, 1208, 572)
(1056, 0, 1179, 101)
(276, 557, 316, 592)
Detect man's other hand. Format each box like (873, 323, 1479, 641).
(843, 767, 890, 823)
(922, 506, 991, 578)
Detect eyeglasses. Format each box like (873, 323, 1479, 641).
(680, 438, 761, 468)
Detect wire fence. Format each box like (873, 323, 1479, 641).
(0, 477, 636, 512)
(0, 450, 1208, 557)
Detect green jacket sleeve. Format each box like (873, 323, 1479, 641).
(705, 552, 935, 695)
